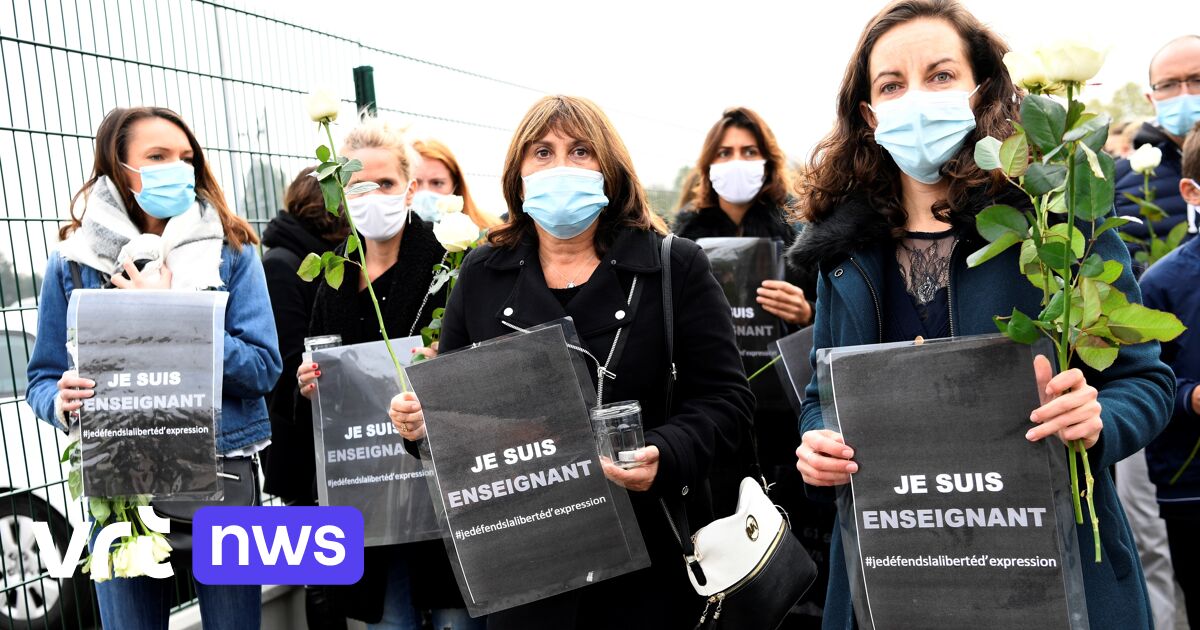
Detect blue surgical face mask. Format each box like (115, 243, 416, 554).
(521, 167, 609, 240)
(122, 161, 196, 219)
(1155, 93, 1200, 137)
(869, 87, 979, 184)
(410, 189, 447, 223)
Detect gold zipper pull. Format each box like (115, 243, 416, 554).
(713, 593, 725, 620)
(696, 597, 715, 627)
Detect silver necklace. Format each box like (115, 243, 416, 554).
(544, 256, 596, 289)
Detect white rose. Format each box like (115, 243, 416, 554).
(436, 195, 465, 216)
(150, 533, 172, 562)
(433, 212, 480, 253)
(1003, 51, 1049, 91)
(306, 90, 340, 123)
(89, 548, 113, 582)
(111, 542, 138, 578)
(1129, 143, 1163, 175)
(1035, 40, 1107, 85)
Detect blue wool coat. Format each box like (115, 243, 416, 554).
(787, 189, 1174, 630)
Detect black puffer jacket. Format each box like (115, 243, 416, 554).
(260, 212, 337, 503)
(1114, 123, 1191, 248)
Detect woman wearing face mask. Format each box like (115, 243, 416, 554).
(410, 138, 501, 229)
(295, 118, 474, 629)
(787, 1, 1173, 628)
(388, 95, 754, 629)
(25, 106, 282, 629)
(673, 108, 829, 618)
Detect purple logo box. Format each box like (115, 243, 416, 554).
(192, 506, 364, 585)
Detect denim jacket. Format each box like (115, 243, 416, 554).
(26, 245, 282, 453)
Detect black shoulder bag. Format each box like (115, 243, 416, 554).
(68, 261, 258, 552)
(655, 235, 818, 629)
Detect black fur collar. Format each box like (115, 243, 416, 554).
(785, 184, 1029, 274)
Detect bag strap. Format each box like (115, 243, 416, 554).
(655, 233, 708, 583)
(69, 261, 83, 293)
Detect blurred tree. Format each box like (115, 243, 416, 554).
(1087, 81, 1156, 124)
(0, 252, 42, 306)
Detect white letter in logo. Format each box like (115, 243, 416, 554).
(313, 525, 346, 566)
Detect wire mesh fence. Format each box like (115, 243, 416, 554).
(0, 1, 690, 627)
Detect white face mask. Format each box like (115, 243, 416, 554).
(709, 159, 766, 205)
(347, 193, 409, 241)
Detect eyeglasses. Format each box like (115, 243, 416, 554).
(1151, 77, 1200, 97)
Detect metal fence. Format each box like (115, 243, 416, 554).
(0, 1, 691, 628)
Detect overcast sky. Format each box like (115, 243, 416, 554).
(267, 0, 1194, 196)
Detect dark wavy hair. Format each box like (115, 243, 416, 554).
(489, 95, 667, 253)
(284, 166, 349, 241)
(799, 0, 1017, 233)
(62, 106, 258, 248)
(687, 107, 791, 212)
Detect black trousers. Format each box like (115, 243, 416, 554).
(1165, 516, 1200, 627)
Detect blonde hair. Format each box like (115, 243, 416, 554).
(413, 138, 501, 229)
(341, 116, 421, 182)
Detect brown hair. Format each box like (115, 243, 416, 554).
(688, 107, 791, 211)
(672, 168, 703, 214)
(1183, 121, 1200, 182)
(61, 107, 258, 248)
(490, 95, 667, 252)
(799, 0, 1017, 232)
(413, 139, 501, 230)
(284, 166, 349, 241)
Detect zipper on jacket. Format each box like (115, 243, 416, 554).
(848, 257, 883, 342)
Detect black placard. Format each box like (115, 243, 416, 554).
(311, 337, 440, 546)
(697, 237, 784, 377)
(69, 289, 224, 499)
(406, 324, 650, 616)
(818, 335, 1087, 629)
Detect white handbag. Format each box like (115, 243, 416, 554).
(687, 477, 787, 595)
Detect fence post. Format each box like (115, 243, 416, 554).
(353, 66, 377, 116)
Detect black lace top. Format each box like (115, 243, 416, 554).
(883, 229, 958, 342)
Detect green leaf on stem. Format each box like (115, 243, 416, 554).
(1070, 148, 1117, 221)
(966, 231, 1022, 267)
(344, 182, 380, 196)
(974, 136, 1003, 170)
(1123, 193, 1168, 222)
(1078, 142, 1105, 179)
(1096, 215, 1140, 238)
(1065, 99, 1086, 131)
(324, 257, 345, 290)
(1099, 281, 1131, 311)
(319, 176, 342, 215)
(1037, 240, 1073, 270)
(432, 307, 446, 319)
(1024, 163, 1068, 197)
(60, 440, 78, 463)
(346, 234, 360, 256)
(1000, 309, 1040, 344)
(1021, 94, 1067, 155)
(1081, 279, 1102, 328)
(316, 145, 331, 162)
(1076, 334, 1119, 371)
(1097, 261, 1123, 284)
(975, 204, 1028, 242)
(1046, 223, 1086, 259)
(1019, 239, 1040, 275)
(298, 253, 322, 281)
(315, 161, 340, 181)
(1041, 290, 1066, 321)
(1063, 113, 1109, 143)
(1108, 302, 1187, 343)
(1079, 254, 1104, 278)
(999, 133, 1029, 177)
(67, 467, 81, 501)
(342, 159, 363, 174)
(1167, 221, 1189, 250)
(89, 497, 111, 524)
